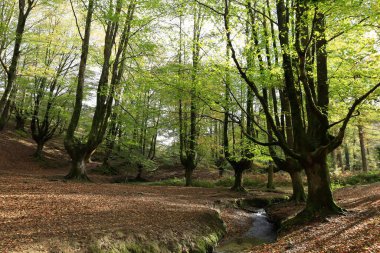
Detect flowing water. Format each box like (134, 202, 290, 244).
(214, 209, 277, 253)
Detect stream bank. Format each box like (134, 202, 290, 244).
(214, 208, 277, 253)
(213, 195, 288, 253)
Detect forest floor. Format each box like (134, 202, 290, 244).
(0, 130, 379, 252)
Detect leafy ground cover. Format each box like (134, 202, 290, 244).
(0, 130, 379, 252)
(256, 183, 380, 253)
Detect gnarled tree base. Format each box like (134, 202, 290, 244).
(230, 185, 247, 192)
(281, 201, 346, 230)
(65, 159, 90, 181)
(64, 171, 90, 181)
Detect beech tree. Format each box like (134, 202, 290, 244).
(64, 0, 138, 180)
(223, 0, 380, 221)
(177, 2, 203, 186)
(0, 0, 38, 130)
(64, 0, 95, 180)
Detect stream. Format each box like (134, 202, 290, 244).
(214, 209, 277, 253)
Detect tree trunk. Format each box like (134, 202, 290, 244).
(64, 0, 94, 181)
(358, 125, 368, 172)
(185, 168, 193, 187)
(344, 144, 350, 171)
(336, 148, 344, 171)
(66, 154, 89, 181)
(15, 114, 26, 131)
(267, 165, 275, 189)
(136, 164, 143, 181)
(289, 169, 306, 203)
(231, 168, 244, 192)
(330, 149, 337, 172)
(34, 141, 44, 158)
(302, 154, 343, 217)
(0, 99, 12, 130)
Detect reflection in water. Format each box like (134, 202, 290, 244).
(214, 209, 277, 253)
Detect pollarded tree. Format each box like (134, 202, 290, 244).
(223, 0, 380, 221)
(25, 6, 78, 157)
(65, 0, 137, 180)
(177, 2, 203, 186)
(30, 54, 76, 158)
(222, 45, 255, 192)
(259, 0, 307, 202)
(64, 0, 95, 180)
(218, 0, 306, 199)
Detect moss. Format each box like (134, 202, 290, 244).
(189, 211, 226, 253)
(192, 233, 221, 253)
(88, 211, 226, 253)
(89, 240, 164, 253)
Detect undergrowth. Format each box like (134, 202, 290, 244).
(331, 171, 380, 190)
(146, 176, 268, 189)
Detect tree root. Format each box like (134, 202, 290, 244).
(280, 203, 346, 232)
(64, 172, 91, 182)
(230, 185, 247, 192)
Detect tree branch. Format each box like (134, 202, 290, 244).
(193, 0, 224, 16)
(324, 81, 380, 153)
(327, 17, 369, 43)
(328, 110, 360, 129)
(70, 0, 84, 41)
(224, 0, 301, 160)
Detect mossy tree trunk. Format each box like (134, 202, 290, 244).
(64, 0, 95, 180)
(15, 114, 26, 131)
(289, 169, 306, 203)
(266, 165, 275, 190)
(65, 145, 89, 181)
(185, 166, 194, 187)
(231, 166, 245, 192)
(224, 0, 380, 224)
(301, 153, 343, 217)
(65, 0, 134, 180)
(34, 141, 45, 158)
(178, 8, 201, 186)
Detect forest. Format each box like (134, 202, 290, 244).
(0, 0, 379, 252)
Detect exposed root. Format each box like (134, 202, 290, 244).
(230, 185, 247, 192)
(280, 204, 346, 231)
(64, 172, 91, 182)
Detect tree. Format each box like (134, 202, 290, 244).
(65, 0, 137, 180)
(24, 10, 77, 157)
(64, 0, 95, 180)
(358, 125, 368, 171)
(0, 0, 38, 130)
(223, 0, 380, 221)
(223, 45, 254, 192)
(178, 3, 203, 186)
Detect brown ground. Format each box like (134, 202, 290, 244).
(1, 130, 379, 252)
